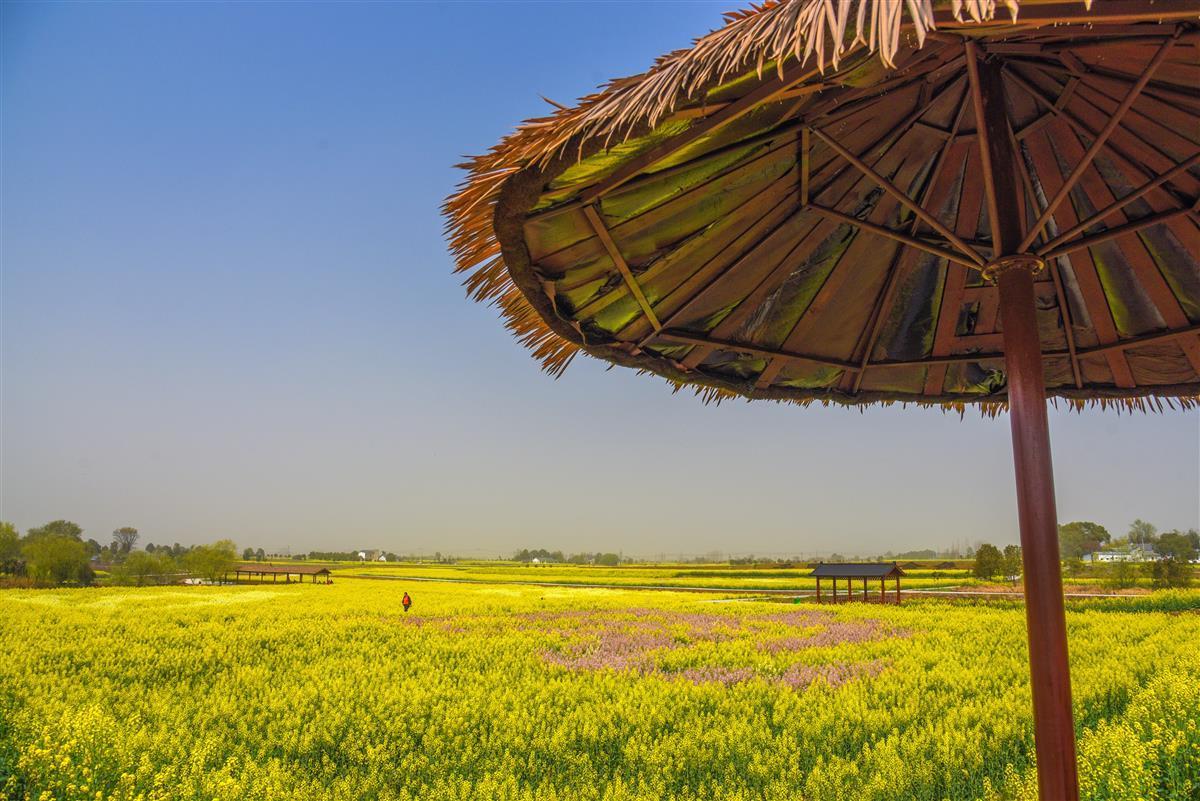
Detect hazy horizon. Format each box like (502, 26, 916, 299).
(3, 2, 1197, 559)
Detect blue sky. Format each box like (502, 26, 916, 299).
(2, 1, 1196, 557)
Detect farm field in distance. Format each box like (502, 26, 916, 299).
(338, 559, 1182, 595)
(2, 574, 1198, 801)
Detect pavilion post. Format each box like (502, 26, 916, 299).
(894, 575, 899, 605)
(816, 577, 821, 604)
(880, 578, 884, 604)
(973, 54, 1078, 801)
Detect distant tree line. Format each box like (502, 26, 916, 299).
(0, 520, 241, 587)
(512, 549, 624, 566)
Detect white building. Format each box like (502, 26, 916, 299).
(1083, 544, 1158, 563)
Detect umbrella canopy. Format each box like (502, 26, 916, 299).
(446, 0, 1199, 412)
(444, 2, 1199, 799)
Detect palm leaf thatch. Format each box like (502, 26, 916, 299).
(443, 0, 1199, 412)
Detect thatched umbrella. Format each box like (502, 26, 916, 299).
(444, 2, 1199, 797)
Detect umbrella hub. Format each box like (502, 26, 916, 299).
(981, 254, 1046, 285)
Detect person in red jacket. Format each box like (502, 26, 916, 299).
(402, 592, 412, 613)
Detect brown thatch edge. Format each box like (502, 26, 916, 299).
(494, 144, 1200, 414)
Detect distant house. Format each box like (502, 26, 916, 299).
(1083, 544, 1158, 563)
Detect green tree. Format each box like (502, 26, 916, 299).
(973, 544, 1003, 580)
(242, 547, 255, 561)
(255, 548, 265, 562)
(1145, 557, 1191, 589)
(1001, 545, 1023, 585)
(596, 553, 621, 567)
(1128, 519, 1158, 545)
(112, 551, 176, 586)
(0, 522, 19, 561)
(111, 527, 139, 556)
(184, 540, 238, 582)
(22, 536, 93, 586)
(26, 520, 83, 542)
(1157, 530, 1199, 562)
(1057, 521, 1111, 559)
(1104, 559, 1137, 590)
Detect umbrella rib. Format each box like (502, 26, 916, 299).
(1038, 207, 1198, 261)
(629, 167, 806, 347)
(1041, 119, 1200, 376)
(658, 323, 1200, 375)
(964, 40, 1008, 252)
(639, 84, 952, 361)
(582, 204, 661, 331)
(1008, 119, 1085, 389)
(811, 127, 987, 268)
(576, 60, 828, 205)
(1035, 154, 1200, 255)
(852, 86, 974, 393)
(1017, 29, 1182, 253)
(656, 330, 859, 373)
(755, 74, 967, 389)
(1002, 63, 1194, 209)
(1023, 126, 1137, 388)
(806, 206, 978, 269)
(572, 165, 800, 315)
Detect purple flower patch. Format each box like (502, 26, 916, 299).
(524, 607, 903, 689)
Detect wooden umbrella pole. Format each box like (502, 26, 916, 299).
(970, 50, 1078, 801)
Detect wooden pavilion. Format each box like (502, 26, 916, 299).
(232, 564, 332, 584)
(810, 562, 905, 604)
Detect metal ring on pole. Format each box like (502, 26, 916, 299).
(981, 254, 1047, 284)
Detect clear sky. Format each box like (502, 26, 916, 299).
(2, 1, 1196, 558)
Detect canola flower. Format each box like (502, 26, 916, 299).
(0, 579, 1197, 801)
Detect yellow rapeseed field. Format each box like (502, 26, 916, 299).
(1, 579, 1197, 801)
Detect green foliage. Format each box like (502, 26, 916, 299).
(21, 536, 93, 586)
(1104, 560, 1138, 590)
(1156, 530, 1199, 562)
(1144, 558, 1192, 590)
(973, 543, 1003, 580)
(25, 520, 83, 542)
(111, 527, 139, 557)
(0, 522, 19, 561)
(1128, 519, 1158, 545)
(183, 539, 238, 581)
(110, 551, 177, 586)
(1058, 521, 1112, 559)
(515, 548, 565, 563)
(1000, 545, 1022, 585)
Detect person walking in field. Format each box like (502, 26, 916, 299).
(402, 592, 412, 613)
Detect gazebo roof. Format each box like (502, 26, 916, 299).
(444, 0, 1200, 412)
(235, 564, 331, 575)
(809, 562, 906, 578)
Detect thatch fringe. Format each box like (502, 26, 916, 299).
(442, 0, 1186, 415)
